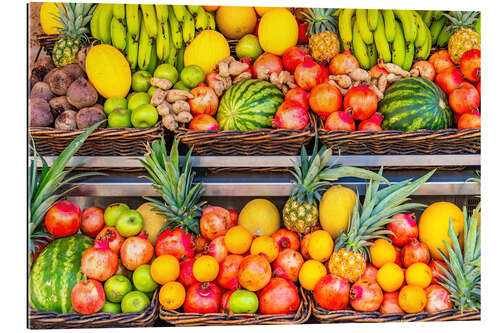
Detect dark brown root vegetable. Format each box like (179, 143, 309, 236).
(67, 78, 98, 109)
(62, 64, 85, 81)
(54, 110, 77, 130)
(43, 68, 58, 84)
(29, 98, 54, 127)
(76, 106, 106, 129)
(30, 82, 55, 101)
(30, 55, 55, 86)
(77, 46, 91, 72)
(49, 96, 73, 118)
(48, 69, 73, 95)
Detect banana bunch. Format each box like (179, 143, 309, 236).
(419, 10, 451, 48)
(338, 9, 432, 70)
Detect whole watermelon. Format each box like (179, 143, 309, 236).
(29, 234, 93, 313)
(379, 77, 453, 131)
(216, 79, 284, 130)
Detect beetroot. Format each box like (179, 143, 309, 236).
(30, 56, 55, 86)
(55, 110, 77, 130)
(49, 96, 73, 118)
(31, 82, 55, 101)
(29, 98, 53, 127)
(48, 69, 73, 96)
(62, 64, 85, 81)
(76, 106, 106, 129)
(67, 78, 98, 109)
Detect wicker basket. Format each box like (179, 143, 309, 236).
(159, 287, 311, 326)
(28, 289, 160, 329)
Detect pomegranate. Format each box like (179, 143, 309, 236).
(258, 277, 300, 314)
(394, 246, 402, 267)
(228, 209, 238, 227)
(188, 86, 219, 116)
(220, 290, 235, 313)
(216, 254, 244, 290)
(45, 200, 81, 237)
(349, 278, 383, 312)
(435, 66, 465, 95)
(272, 249, 304, 282)
(324, 109, 356, 131)
(189, 114, 219, 131)
(184, 282, 221, 313)
(449, 83, 480, 115)
(297, 20, 309, 44)
(285, 87, 310, 110)
(238, 254, 272, 291)
(319, 63, 329, 83)
(155, 227, 195, 260)
(96, 227, 124, 254)
(294, 56, 323, 90)
(380, 292, 404, 314)
(282, 46, 308, 73)
(207, 236, 228, 262)
(343, 86, 378, 121)
(429, 50, 455, 74)
(361, 264, 378, 281)
(369, 63, 389, 79)
(80, 207, 105, 238)
(273, 100, 309, 130)
(313, 274, 350, 310)
(194, 235, 210, 253)
(71, 279, 106, 314)
(179, 258, 197, 288)
(401, 239, 430, 267)
(300, 233, 311, 260)
(411, 60, 436, 81)
(272, 228, 300, 251)
(429, 260, 448, 284)
(358, 112, 383, 131)
(200, 212, 229, 241)
(476, 81, 481, 96)
(387, 213, 418, 247)
(460, 49, 480, 82)
(120, 232, 154, 271)
(425, 284, 453, 313)
(202, 205, 232, 229)
(253, 52, 283, 78)
(309, 83, 343, 119)
(329, 49, 360, 75)
(458, 110, 481, 129)
(81, 237, 118, 281)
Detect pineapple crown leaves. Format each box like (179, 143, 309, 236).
(443, 11, 480, 33)
(303, 8, 339, 35)
(52, 2, 95, 41)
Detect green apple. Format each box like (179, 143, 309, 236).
(104, 97, 128, 116)
(127, 92, 150, 112)
(132, 70, 152, 92)
(147, 86, 158, 98)
(173, 80, 191, 92)
(132, 265, 158, 293)
(131, 104, 158, 128)
(180, 65, 205, 88)
(104, 203, 130, 227)
(153, 63, 179, 84)
(104, 275, 133, 303)
(121, 291, 149, 313)
(101, 301, 121, 314)
(116, 209, 144, 237)
(108, 108, 132, 128)
(236, 34, 263, 61)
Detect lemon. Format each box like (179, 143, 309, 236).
(308, 230, 334, 262)
(369, 239, 396, 268)
(299, 259, 327, 291)
(405, 263, 432, 288)
(376, 263, 404, 292)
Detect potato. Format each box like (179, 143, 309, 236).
(49, 96, 73, 118)
(76, 106, 106, 129)
(29, 98, 53, 127)
(55, 110, 77, 130)
(30, 82, 55, 101)
(67, 78, 98, 109)
(62, 64, 84, 81)
(48, 69, 73, 95)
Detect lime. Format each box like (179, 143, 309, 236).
(236, 34, 263, 61)
(127, 92, 150, 112)
(147, 86, 158, 98)
(228, 289, 259, 314)
(153, 63, 179, 84)
(104, 97, 128, 116)
(104, 275, 133, 303)
(108, 108, 131, 128)
(100, 301, 121, 314)
(132, 70, 152, 92)
(180, 65, 205, 88)
(173, 81, 191, 92)
(132, 265, 159, 293)
(121, 291, 150, 313)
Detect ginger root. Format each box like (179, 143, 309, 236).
(151, 78, 173, 90)
(150, 88, 167, 106)
(172, 100, 190, 114)
(175, 111, 193, 123)
(233, 71, 252, 84)
(378, 74, 388, 94)
(369, 83, 385, 100)
(228, 61, 249, 76)
(213, 74, 232, 96)
(410, 68, 420, 77)
(330, 75, 352, 89)
(386, 73, 402, 83)
(328, 79, 348, 95)
(162, 114, 178, 131)
(217, 56, 234, 77)
(347, 68, 370, 82)
(256, 67, 270, 80)
(166, 89, 194, 103)
(379, 62, 411, 78)
(157, 102, 173, 117)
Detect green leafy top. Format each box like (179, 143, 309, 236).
(443, 11, 480, 33)
(303, 8, 339, 35)
(53, 2, 95, 41)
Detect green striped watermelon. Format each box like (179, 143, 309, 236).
(29, 234, 93, 313)
(216, 79, 284, 131)
(379, 77, 453, 131)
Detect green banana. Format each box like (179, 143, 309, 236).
(138, 19, 152, 70)
(156, 18, 165, 61)
(382, 9, 396, 43)
(195, 9, 209, 31)
(187, 5, 202, 16)
(98, 4, 114, 44)
(413, 11, 427, 48)
(207, 12, 216, 30)
(391, 21, 406, 68)
(155, 4, 169, 24)
(166, 42, 178, 66)
(126, 31, 139, 70)
(169, 6, 183, 48)
(416, 25, 432, 60)
(432, 10, 443, 20)
(356, 9, 374, 44)
(423, 25, 432, 59)
(352, 19, 371, 69)
(430, 16, 447, 45)
(474, 15, 481, 35)
(339, 9, 355, 47)
(110, 16, 127, 51)
(172, 5, 187, 21)
(394, 9, 417, 43)
(163, 26, 172, 62)
(437, 25, 451, 48)
(422, 10, 434, 27)
(112, 3, 125, 22)
(367, 43, 378, 68)
(403, 41, 415, 71)
(176, 46, 185, 74)
(367, 9, 379, 31)
(374, 11, 391, 63)
(141, 4, 158, 38)
(183, 11, 196, 43)
(90, 3, 103, 40)
(126, 4, 141, 38)
(147, 43, 158, 75)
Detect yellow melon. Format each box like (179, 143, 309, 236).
(319, 185, 357, 239)
(238, 199, 280, 236)
(254, 7, 290, 17)
(184, 30, 230, 74)
(215, 6, 257, 39)
(137, 203, 166, 244)
(258, 8, 298, 56)
(40, 3, 65, 35)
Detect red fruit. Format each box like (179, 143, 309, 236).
(272, 249, 304, 282)
(282, 46, 308, 73)
(425, 284, 453, 313)
(81, 237, 118, 281)
(458, 110, 481, 129)
(253, 18, 260, 36)
(80, 207, 105, 238)
(120, 235, 154, 271)
(155, 227, 195, 260)
(294, 57, 323, 90)
(207, 236, 228, 262)
(449, 82, 480, 115)
(253, 53, 283, 78)
(189, 114, 219, 131)
(194, 235, 210, 253)
(258, 277, 300, 315)
(313, 274, 350, 311)
(45, 200, 81, 237)
(369, 63, 389, 79)
(220, 290, 235, 313)
(394, 246, 402, 267)
(285, 87, 310, 110)
(429, 260, 448, 284)
(184, 282, 221, 313)
(189, 86, 219, 116)
(300, 233, 311, 260)
(401, 239, 430, 267)
(200, 212, 229, 241)
(177, 258, 196, 288)
(387, 213, 418, 247)
(297, 21, 309, 44)
(460, 49, 480, 83)
(329, 49, 360, 75)
(343, 86, 378, 121)
(71, 279, 105, 315)
(272, 229, 300, 251)
(324, 109, 356, 131)
(476, 81, 481, 96)
(361, 264, 378, 281)
(273, 100, 309, 130)
(238, 57, 253, 75)
(319, 63, 329, 83)
(411, 61, 436, 82)
(197, 82, 208, 87)
(349, 278, 383, 312)
(380, 292, 404, 314)
(309, 83, 343, 119)
(216, 254, 244, 290)
(429, 50, 455, 74)
(358, 112, 383, 131)
(96, 227, 124, 254)
(435, 67, 465, 95)
(206, 71, 222, 92)
(238, 254, 272, 291)
(228, 209, 238, 227)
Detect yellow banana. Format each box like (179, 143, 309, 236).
(162, 25, 171, 62)
(352, 19, 371, 69)
(416, 24, 432, 60)
(374, 11, 391, 63)
(166, 42, 178, 66)
(413, 11, 427, 48)
(367, 9, 379, 31)
(155, 4, 169, 24)
(126, 4, 141, 38)
(126, 31, 139, 70)
(403, 41, 415, 71)
(147, 43, 157, 75)
(110, 17, 127, 51)
(430, 16, 447, 45)
(394, 9, 417, 43)
(112, 3, 125, 21)
(138, 19, 152, 70)
(207, 12, 216, 30)
(141, 4, 158, 38)
(356, 9, 374, 44)
(172, 5, 187, 21)
(339, 9, 355, 47)
(195, 9, 210, 31)
(391, 21, 406, 68)
(156, 19, 165, 61)
(382, 9, 396, 43)
(187, 5, 202, 16)
(182, 11, 195, 43)
(98, 3, 113, 44)
(176, 46, 185, 74)
(169, 6, 183, 48)
(90, 3, 103, 40)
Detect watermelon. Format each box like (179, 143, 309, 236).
(379, 77, 453, 131)
(216, 79, 284, 131)
(29, 234, 93, 313)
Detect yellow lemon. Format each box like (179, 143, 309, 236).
(150, 255, 180, 285)
(376, 263, 404, 292)
(224, 225, 253, 254)
(405, 263, 432, 288)
(159, 281, 185, 310)
(398, 285, 427, 313)
(299, 259, 327, 291)
(193, 255, 219, 282)
(250, 236, 279, 262)
(308, 230, 334, 262)
(369, 239, 396, 268)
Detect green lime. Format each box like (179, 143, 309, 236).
(228, 289, 259, 314)
(104, 275, 133, 303)
(153, 63, 179, 84)
(147, 86, 158, 98)
(104, 97, 128, 116)
(127, 92, 150, 112)
(100, 301, 122, 314)
(236, 34, 263, 61)
(121, 291, 150, 313)
(108, 108, 131, 128)
(173, 80, 191, 92)
(132, 264, 158, 293)
(180, 65, 205, 88)
(132, 70, 152, 92)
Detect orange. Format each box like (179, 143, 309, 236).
(369, 239, 396, 268)
(250, 236, 279, 262)
(405, 263, 432, 288)
(308, 230, 334, 262)
(376, 263, 404, 292)
(216, 7, 257, 39)
(202, 6, 219, 12)
(159, 281, 185, 310)
(150, 255, 180, 285)
(398, 285, 427, 313)
(224, 225, 252, 254)
(299, 259, 327, 291)
(193, 255, 219, 282)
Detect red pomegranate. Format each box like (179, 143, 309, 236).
(81, 237, 118, 281)
(387, 213, 418, 247)
(319, 63, 329, 82)
(272, 229, 300, 251)
(358, 112, 383, 131)
(449, 83, 480, 115)
(361, 264, 378, 281)
(349, 278, 383, 312)
(96, 227, 124, 254)
(412, 61, 436, 81)
(179, 258, 197, 288)
(155, 227, 195, 260)
(120, 232, 154, 271)
(238, 254, 272, 291)
(216, 254, 244, 290)
(294, 56, 323, 90)
(300, 233, 311, 260)
(429, 50, 455, 74)
(401, 239, 431, 267)
(394, 246, 402, 267)
(273, 101, 309, 130)
(184, 282, 221, 313)
(369, 63, 389, 79)
(45, 200, 81, 237)
(258, 277, 300, 314)
(343, 86, 378, 121)
(313, 274, 350, 311)
(429, 260, 448, 284)
(282, 46, 308, 73)
(425, 284, 453, 313)
(460, 49, 480, 82)
(329, 49, 359, 75)
(188, 86, 219, 116)
(227, 209, 238, 227)
(272, 249, 304, 282)
(309, 83, 343, 119)
(458, 110, 481, 129)
(476, 81, 481, 96)
(380, 292, 404, 314)
(207, 236, 228, 263)
(200, 213, 229, 241)
(80, 207, 105, 238)
(324, 109, 356, 131)
(71, 279, 106, 315)
(194, 235, 210, 253)
(220, 290, 235, 313)
(253, 52, 283, 78)
(202, 205, 232, 228)
(285, 87, 310, 110)
(435, 66, 465, 95)
(189, 114, 219, 131)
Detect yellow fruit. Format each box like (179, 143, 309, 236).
(238, 199, 280, 236)
(376, 263, 404, 292)
(405, 263, 432, 288)
(299, 259, 327, 291)
(418, 202, 465, 259)
(184, 30, 230, 74)
(137, 203, 166, 244)
(40, 3, 65, 35)
(258, 8, 298, 56)
(193, 255, 219, 282)
(202, 6, 219, 12)
(224, 225, 253, 254)
(369, 239, 396, 268)
(250, 236, 279, 262)
(319, 185, 357, 239)
(85, 44, 131, 98)
(398, 285, 427, 313)
(308, 230, 334, 262)
(215, 6, 257, 39)
(150, 255, 180, 285)
(254, 7, 290, 17)
(159, 281, 185, 310)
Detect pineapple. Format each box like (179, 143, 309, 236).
(283, 138, 387, 234)
(329, 169, 435, 282)
(139, 138, 205, 235)
(443, 11, 481, 64)
(52, 3, 95, 67)
(302, 8, 340, 63)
